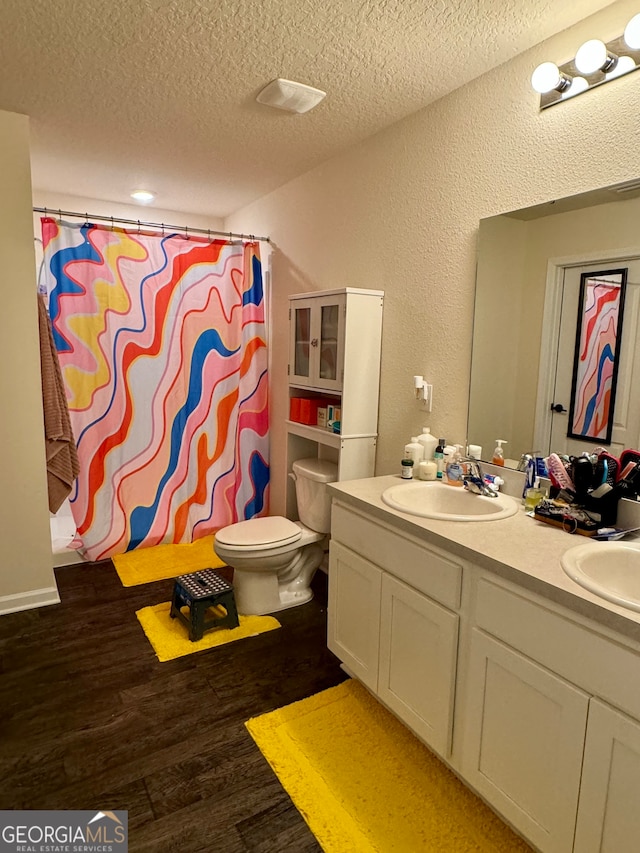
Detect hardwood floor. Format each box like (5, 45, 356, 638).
(0, 561, 347, 851)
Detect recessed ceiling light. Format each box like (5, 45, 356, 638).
(256, 78, 326, 114)
(130, 190, 156, 203)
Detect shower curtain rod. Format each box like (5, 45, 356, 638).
(33, 206, 270, 244)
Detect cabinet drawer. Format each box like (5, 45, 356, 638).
(331, 503, 462, 610)
(475, 576, 640, 721)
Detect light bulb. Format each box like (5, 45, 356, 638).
(561, 76, 589, 99)
(531, 62, 566, 94)
(606, 55, 636, 80)
(575, 39, 610, 74)
(130, 190, 156, 203)
(624, 13, 640, 49)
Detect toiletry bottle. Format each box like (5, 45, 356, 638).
(435, 438, 445, 479)
(417, 428, 438, 461)
(404, 436, 424, 466)
(401, 456, 414, 479)
(492, 440, 507, 466)
(445, 445, 465, 487)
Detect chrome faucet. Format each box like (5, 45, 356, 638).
(462, 456, 499, 497)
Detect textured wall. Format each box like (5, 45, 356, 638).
(227, 0, 640, 515)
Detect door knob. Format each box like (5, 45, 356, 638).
(550, 403, 567, 413)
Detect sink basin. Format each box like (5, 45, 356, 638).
(561, 541, 640, 611)
(381, 481, 518, 522)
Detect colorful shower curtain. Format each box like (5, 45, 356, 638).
(41, 218, 269, 561)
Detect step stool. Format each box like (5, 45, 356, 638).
(170, 569, 240, 642)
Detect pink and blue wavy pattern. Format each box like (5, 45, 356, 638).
(571, 281, 621, 440)
(42, 218, 269, 560)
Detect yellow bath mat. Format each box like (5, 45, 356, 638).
(246, 679, 531, 853)
(112, 534, 226, 586)
(136, 601, 281, 662)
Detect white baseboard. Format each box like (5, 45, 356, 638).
(0, 587, 61, 616)
(52, 549, 86, 567)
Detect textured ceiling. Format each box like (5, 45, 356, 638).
(0, 0, 617, 218)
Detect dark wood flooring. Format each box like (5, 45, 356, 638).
(0, 561, 347, 851)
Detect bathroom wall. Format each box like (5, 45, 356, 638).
(0, 110, 58, 613)
(227, 0, 640, 515)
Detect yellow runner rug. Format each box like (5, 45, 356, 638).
(112, 534, 225, 586)
(246, 679, 531, 853)
(136, 601, 280, 662)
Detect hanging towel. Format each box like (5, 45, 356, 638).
(37, 293, 80, 513)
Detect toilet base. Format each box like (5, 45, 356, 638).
(231, 542, 324, 616)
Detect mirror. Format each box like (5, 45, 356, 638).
(468, 180, 640, 470)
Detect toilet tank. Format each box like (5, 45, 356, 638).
(292, 457, 338, 533)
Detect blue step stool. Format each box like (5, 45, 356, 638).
(170, 568, 240, 642)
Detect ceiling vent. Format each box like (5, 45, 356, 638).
(256, 78, 326, 114)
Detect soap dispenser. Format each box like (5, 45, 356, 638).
(492, 440, 507, 466)
(445, 445, 465, 487)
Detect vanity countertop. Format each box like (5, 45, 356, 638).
(329, 475, 640, 644)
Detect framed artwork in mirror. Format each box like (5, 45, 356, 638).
(567, 268, 627, 444)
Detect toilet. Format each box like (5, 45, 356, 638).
(213, 457, 338, 615)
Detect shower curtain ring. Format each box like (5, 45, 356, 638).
(111, 217, 114, 231)
(137, 220, 141, 234)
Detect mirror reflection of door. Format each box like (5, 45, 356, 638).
(550, 259, 640, 458)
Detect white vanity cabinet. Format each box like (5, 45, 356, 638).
(328, 539, 382, 692)
(461, 572, 640, 853)
(328, 502, 462, 758)
(462, 629, 589, 853)
(574, 699, 640, 852)
(326, 480, 640, 853)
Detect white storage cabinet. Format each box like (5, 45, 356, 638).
(286, 288, 383, 517)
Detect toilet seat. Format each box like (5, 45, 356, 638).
(215, 516, 303, 552)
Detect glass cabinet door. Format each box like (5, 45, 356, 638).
(293, 305, 311, 379)
(319, 303, 339, 381)
(289, 293, 345, 391)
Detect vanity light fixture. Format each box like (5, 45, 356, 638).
(531, 12, 640, 109)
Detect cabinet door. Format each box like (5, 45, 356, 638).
(327, 541, 381, 691)
(462, 629, 589, 853)
(378, 574, 458, 757)
(575, 698, 640, 852)
(289, 294, 345, 391)
(316, 296, 344, 391)
(289, 299, 314, 385)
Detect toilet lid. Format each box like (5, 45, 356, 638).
(215, 516, 302, 549)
